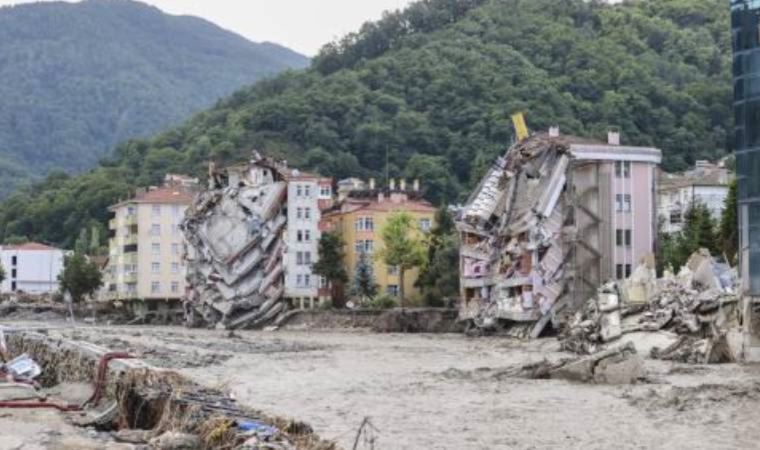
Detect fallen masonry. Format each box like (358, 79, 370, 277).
(183, 152, 289, 329)
(561, 249, 741, 364)
(0, 327, 335, 449)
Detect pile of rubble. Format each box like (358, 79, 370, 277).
(561, 249, 740, 364)
(455, 134, 573, 337)
(182, 152, 288, 329)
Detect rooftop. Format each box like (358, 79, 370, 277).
(1, 242, 60, 251)
(112, 186, 195, 209)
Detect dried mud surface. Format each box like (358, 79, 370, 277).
(4, 319, 760, 450)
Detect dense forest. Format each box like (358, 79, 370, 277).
(0, 0, 732, 248)
(0, 0, 308, 197)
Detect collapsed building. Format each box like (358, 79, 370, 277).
(456, 129, 662, 337)
(182, 153, 289, 329)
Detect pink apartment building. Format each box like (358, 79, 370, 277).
(456, 128, 661, 336)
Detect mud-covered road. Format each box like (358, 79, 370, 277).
(5, 322, 760, 450)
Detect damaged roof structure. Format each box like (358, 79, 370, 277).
(456, 129, 662, 338)
(182, 152, 289, 329)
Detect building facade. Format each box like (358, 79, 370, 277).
(104, 182, 195, 317)
(732, 0, 760, 359)
(657, 161, 732, 233)
(283, 171, 333, 308)
(456, 130, 661, 336)
(322, 183, 435, 302)
(0, 242, 64, 294)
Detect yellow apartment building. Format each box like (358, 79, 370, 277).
(322, 184, 436, 301)
(104, 179, 195, 319)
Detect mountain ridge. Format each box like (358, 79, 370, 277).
(0, 0, 308, 197)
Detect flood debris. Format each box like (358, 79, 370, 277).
(182, 152, 289, 330)
(561, 249, 740, 364)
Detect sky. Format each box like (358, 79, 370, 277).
(0, 0, 415, 56)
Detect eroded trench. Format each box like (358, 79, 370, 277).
(3, 330, 335, 450)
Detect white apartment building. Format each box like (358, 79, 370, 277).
(0, 242, 65, 294)
(283, 171, 333, 309)
(104, 182, 195, 318)
(658, 161, 733, 233)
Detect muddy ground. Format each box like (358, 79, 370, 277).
(3, 320, 760, 450)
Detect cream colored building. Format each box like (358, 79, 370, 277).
(104, 182, 195, 317)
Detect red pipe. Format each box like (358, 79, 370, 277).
(0, 351, 134, 412)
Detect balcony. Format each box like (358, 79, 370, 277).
(124, 214, 138, 227)
(123, 235, 138, 247)
(121, 253, 138, 264)
(123, 272, 138, 283)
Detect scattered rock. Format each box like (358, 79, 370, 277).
(112, 429, 151, 444)
(149, 432, 201, 450)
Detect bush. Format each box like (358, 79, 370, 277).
(367, 295, 397, 310)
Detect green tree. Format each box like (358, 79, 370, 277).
(0, 262, 5, 286)
(58, 253, 103, 303)
(417, 207, 460, 306)
(657, 202, 719, 273)
(719, 180, 738, 264)
(313, 231, 349, 307)
(379, 212, 428, 307)
(351, 251, 378, 304)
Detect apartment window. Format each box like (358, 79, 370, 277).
(304, 207, 312, 220)
(11, 269, 17, 278)
(615, 161, 631, 178)
(11, 256, 16, 266)
(297, 230, 303, 242)
(150, 224, 161, 236)
(11, 281, 16, 291)
(171, 243, 180, 255)
(670, 212, 682, 224)
(171, 282, 179, 293)
(419, 218, 432, 231)
(319, 276, 329, 288)
(616, 264, 624, 280)
(296, 207, 303, 219)
(151, 243, 160, 255)
(304, 185, 311, 198)
(616, 194, 632, 212)
(615, 229, 632, 247)
(151, 262, 160, 274)
(355, 217, 374, 231)
(151, 282, 161, 294)
(320, 186, 331, 197)
(304, 230, 311, 242)
(127, 206, 136, 216)
(387, 265, 399, 275)
(355, 240, 374, 253)
(303, 274, 311, 287)
(387, 285, 400, 297)
(626, 264, 632, 278)
(296, 274, 303, 287)
(304, 251, 312, 265)
(296, 185, 303, 197)
(152, 205, 161, 217)
(171, 262, 180, 274)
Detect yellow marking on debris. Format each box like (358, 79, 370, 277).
(511, 112, 529, 141)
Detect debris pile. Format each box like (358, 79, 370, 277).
(456, 135, 573, 337)
(183, 152, 288, 329)
(561, 249, 740, 364)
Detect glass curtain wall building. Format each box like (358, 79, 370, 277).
(732, 0, 760, 294)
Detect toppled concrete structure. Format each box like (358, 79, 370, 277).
(562, 249, 741, 363)
(182, 153, 288, 329)
(456, 131, 662, 337)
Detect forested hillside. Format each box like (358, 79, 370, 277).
(0, 0, 308, 197)
(0, 0, 732, 247)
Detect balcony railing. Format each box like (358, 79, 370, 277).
(123, 272, 138, 283)
(123, 235, 138, 247)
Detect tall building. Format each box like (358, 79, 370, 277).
(104, 180, 195, 319)
(0, 242, 64, 295)
(732, 0, 760, 359)
(283, 170, 334, 309)
(322, 181, 435, 302)
(456, 130, 661, 336)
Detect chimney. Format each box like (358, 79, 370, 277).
(413, 179, 420, 192)
(389, 178, 396, 191)
(607, 130, 620, 146)
(400, 179, 407, 191)
(549, 126, 560, 137)
(369, 178, 376, 190)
